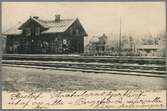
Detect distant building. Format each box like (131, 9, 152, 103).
(136, 35, 166, 57)
(4, 15, 87, 54)
(85, 33, 107, 55)
(137, 37, 165, 57)
(137, 45, 159, 56)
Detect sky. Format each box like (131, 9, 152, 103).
(2, 2, 166, 44)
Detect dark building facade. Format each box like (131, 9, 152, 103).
(4, 15, 87, 54)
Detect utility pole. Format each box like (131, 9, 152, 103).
(119, 16, 122, 56)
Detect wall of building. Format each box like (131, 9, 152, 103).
(6, 33, 84, 54)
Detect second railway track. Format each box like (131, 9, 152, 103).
(2, 54, 166, 78)
(2, 58, 166, 78)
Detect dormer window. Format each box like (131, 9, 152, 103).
(25, 28, 31, 36)
(35, 27, 40, 36)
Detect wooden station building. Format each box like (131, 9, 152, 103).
(4, 15, 87, 54)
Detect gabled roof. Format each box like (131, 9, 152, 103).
(19, 17, 78, 34)
(4, 16, 87, 36)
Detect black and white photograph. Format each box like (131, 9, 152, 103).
(0, 1, 166, 109)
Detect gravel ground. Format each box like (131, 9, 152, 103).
(2, 66, 166, 91)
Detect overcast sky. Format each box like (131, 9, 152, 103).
(2, 2, 166, 44)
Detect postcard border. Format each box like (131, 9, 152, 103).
(0, 0, 166, 111)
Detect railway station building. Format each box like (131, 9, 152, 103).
(4, 15, 87, 54)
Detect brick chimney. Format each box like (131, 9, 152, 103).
(55, 14, 60, 22)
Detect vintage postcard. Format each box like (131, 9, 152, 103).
(0, 1, 166, 109)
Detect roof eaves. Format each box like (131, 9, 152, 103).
(2, 22, 22, 35)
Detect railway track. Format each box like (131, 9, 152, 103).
(2, 54, 166, 77)
(2, 54, 166, 65)
(2, 59, 166, 78)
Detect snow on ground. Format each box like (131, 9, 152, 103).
(2, 66, 166, 91)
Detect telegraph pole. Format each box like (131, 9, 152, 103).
(119, 16, 122, 56)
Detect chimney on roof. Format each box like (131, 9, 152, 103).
(55, 14, 60, 22)
(33, 16, 39, 19)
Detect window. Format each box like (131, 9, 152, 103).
(76, 29, 79, 36)
(35, 27, 40, 36)
(25, 28, 31, 36)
